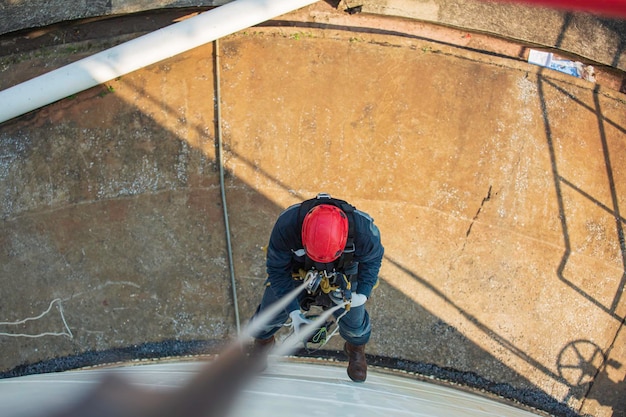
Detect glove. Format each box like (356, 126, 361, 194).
(289, 310, 311, 336)
(349, 293, 367, 308)
(329, 291, 367, 308)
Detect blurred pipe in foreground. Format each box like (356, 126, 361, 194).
(50, 282, 319, 417)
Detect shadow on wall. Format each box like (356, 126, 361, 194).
(380, 256, 626, 416)
(537, 74, 626, 416)
(536, 16, 626, 416)
(538, 16, 626, 416)
(556, 340, 626, 413)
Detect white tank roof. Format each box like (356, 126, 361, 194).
(0, 359, 542, 417)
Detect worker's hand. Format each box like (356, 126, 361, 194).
(289, 310, 311, 336)
(329, 290, 367, 308)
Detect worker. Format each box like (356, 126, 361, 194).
(250, 193, 384, 382)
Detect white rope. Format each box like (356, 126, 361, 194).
(243, 281, 308, 341)
(316, 308, 348, 348)
(0, 298, 73, 339)
(272, 304, 345, 357)
(300, 307, 348, 351)
(243, 281, 351, 355)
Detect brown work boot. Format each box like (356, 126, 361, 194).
(248, 336, 275, 371)
(343, 342, 367, 382)
(253, 336, 275, 353)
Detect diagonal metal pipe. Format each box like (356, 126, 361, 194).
(0, 0, 317, 125)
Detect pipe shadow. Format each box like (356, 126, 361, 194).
(537, 13, 626, 416)
(538, 14, 626, 321)
(385, 255, 559, 380)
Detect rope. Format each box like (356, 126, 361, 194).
(287, 303, 349, 352)
(308, 308, 347, 351)
(0, 298, 73, 339)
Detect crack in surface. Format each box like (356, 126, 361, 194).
(465, 185, 493, 238)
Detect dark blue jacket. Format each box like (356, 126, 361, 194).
(266, 202, 384, 313)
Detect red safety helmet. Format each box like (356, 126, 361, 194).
(301, 204, 349, 263)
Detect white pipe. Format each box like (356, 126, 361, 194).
(0, 0, 317, 124)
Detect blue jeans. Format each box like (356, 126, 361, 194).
(251, 280, 371, 346)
